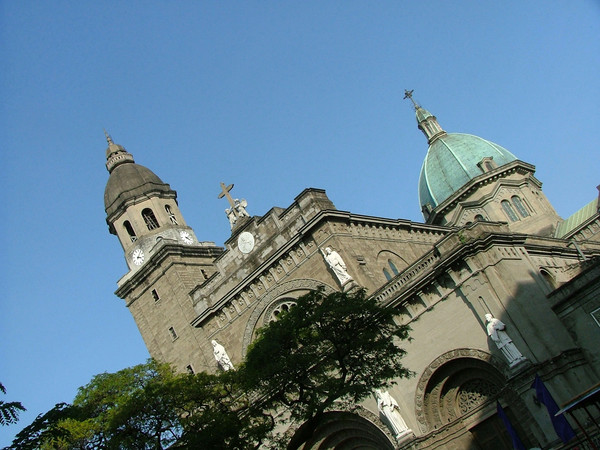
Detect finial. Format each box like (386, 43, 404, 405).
(104, 129, 114, 145)
(403, 89, 419, 109)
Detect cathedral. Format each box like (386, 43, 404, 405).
(102, 94, 600, 449)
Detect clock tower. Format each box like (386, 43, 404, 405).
(103, 132, 223, 370)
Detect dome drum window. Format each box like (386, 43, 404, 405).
(501, 200, 519, 222)
(511, 196, 529, 218)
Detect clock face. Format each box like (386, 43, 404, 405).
(237, 231, 255, 254)
(180, 230, 193, 245)
(132, 248, 145, 266)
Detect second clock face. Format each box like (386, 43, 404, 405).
(237, 231, 255, 254)
(180, 230, 193, 244)
(132, 248, 145, 266)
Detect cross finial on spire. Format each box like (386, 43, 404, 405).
(403, 89, 418, 109)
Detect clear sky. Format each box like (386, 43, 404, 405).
(1, 1, 599, 445)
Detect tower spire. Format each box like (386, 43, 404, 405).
(104, 129, 114, 145)
(404, 90, 446, 144)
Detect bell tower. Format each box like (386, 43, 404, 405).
(103, 132, 223, 371)
(103, 132, 200, 271)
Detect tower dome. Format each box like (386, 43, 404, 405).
(418, 133, 517, 210)
(103, 132, 175, 220)
(402, 92, 517, 213)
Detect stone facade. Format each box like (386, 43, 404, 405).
(102, 103, 600, 448)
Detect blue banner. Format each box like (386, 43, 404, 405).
(532, 375, 576, 443)
(496, 401, 526, 450)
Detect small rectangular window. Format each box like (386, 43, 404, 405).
(168, 326, 178, 340)
(151, 289, 160, 302)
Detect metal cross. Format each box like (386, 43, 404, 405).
(403, 89, 418, 108)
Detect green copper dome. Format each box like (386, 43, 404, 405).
(418, 133, 517, 210)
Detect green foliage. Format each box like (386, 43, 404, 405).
(241, 288, 412, 424)
(0, 382, 26, 427)
(9, 361, 270, 450)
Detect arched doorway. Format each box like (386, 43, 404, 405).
(288, 411, 395, 450)
(415, 349, 534, 449)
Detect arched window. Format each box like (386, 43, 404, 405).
(383, 268, 392, 281)
(388, 260, 399, 276)
(123, 221, 137, 242)
(511, 196, 529, 218)
(501, 200, 519, 222)
(474, 214, 485, 222)
(142, 208, 159, 230)
(165, 204, 178, 224)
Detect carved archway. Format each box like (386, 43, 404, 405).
(288, 410, 395, 450)
(414, 348, 507, 433)
(241, 279, 337, 356)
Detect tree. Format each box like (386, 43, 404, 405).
(240, 287, 412, 446)
(9, 361, 271, 450)
(0, 382, 26, 427)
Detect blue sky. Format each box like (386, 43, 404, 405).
(1, 1, 599, 445)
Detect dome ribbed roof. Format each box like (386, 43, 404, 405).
(418, 133, 517, 209)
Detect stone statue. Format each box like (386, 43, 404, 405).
(485, 314, 526, 367)
(321, 247, 353, 286)
(374, 389, 411, 439)
(218, 182, 250, 231)
(225, 208, 237, 229)
(212, 339, 234, 371)
(234, 198, 250, 218)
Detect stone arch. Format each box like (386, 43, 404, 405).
(241, 279, 337, 356)
(414, 348, 508, 433)
(287, 410, 395, 450)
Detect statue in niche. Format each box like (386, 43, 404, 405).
(374, 389, 411, 439)
(321, 247, 353, 286)
(485, 314, 526, 367)
(212, 339, 234, 371)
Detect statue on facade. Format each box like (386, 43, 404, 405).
(321, 247, 353, 287)
(374, 389, 411, 439)
(234, 198, 250, 218)
(225, 208, 237, 228)
(485, 314, 526, 367)
(219, 182, 250, 231)
(212, 339, 234, 371)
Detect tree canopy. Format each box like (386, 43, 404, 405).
(9, 361, 270, 450)
(240, 287, 412, 444)
(10, 288, 412, 449)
